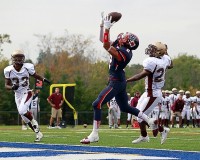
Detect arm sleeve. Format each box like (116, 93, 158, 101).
(143, 58, 156, 73)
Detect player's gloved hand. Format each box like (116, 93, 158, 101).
(100, 11, 104, 27)
(43, 78, 51, 85)
(104, 15, 115, 29)
(196, 110, 199, 115)
(12, 84, 19, 90)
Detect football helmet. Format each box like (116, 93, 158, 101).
(172, 88, 177, 92)
(185, 91, 190, 94)
(145, 42, 167, 57)
(196, 91, 200, 96)
(11, 50, 25, 65)
(179, 90, 185, 95)
(117, 32, 139, 50)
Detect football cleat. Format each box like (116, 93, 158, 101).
(22, 125, 28, 130)
(161, 127, 170, 144)
(34, 131, 43, 142)
(80, 132, 99, 144)
(132, 135, 149, 144)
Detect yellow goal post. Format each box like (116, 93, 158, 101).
(49, 84, 77, 125)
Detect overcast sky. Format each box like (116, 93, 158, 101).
(1, 0, 200, 64)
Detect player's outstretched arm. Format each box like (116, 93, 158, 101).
(126, 69, 151, 83)
(99, 12, 104, 43)
(32, 73, 51, 85)
(103, 15, 121, 61)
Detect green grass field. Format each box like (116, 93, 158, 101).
(0, 125, 200, 152)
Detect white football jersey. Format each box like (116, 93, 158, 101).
(4, 63, 35, 94)
(143, 55, 171, 93)
(183, 97, 193, 110)
(193, 96, 200, 110)
(109, 97, 119, 109)
(30, 96, 39, 109)
(161, 96, 170, 111)
(169, 94, 178, 106)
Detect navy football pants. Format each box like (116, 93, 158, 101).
(92, 80, 140, 121)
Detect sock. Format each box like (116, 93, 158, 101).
(27, 122, 35, 132)
(138, 112, 149, 123)
(92, 120, 100, 133)
(158, 125, 164, 132)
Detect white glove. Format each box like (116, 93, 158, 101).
(104, 15, 115, 29)
(100, 12, 104, 27)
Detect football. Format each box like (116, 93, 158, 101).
(108, 12, 122, 23)
(83, 124, 87, 128)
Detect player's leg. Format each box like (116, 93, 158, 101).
(18, 91, 43, 142)
(186, 109, 191, 127)
(80, 84, 118, 144)
(126, 113, 131, 128)
(113, 108, 118, 128)
(108, 108, 114, 128)
(56, 109, 62, 129)
(181, 110, 186, 127)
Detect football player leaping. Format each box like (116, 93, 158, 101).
(127, 42, 173, 144)
(4, 50, 50, 142)
(80, 13, 157, 144)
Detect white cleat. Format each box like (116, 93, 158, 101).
(161, 127, 170, 144)
(132, 135, 149, 144)
(22, 125, 28, 130)
(80, 133, 99, 144)
(148, 118, 158, 130)
(34, 131, 43, 142)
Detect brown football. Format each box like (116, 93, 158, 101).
(108, 12, 122, 23)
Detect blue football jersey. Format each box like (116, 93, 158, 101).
(109, 40, 132, 81)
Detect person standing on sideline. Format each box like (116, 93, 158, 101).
(47, 88, 64, 129)
(127, 42, 173, 144)
(126, 92, 140, 128)
(80, 12, 156, 144)
(171, 94, 185, 128)
(4, 49, 50, 142)
(30, 90, 40, 121)
(107, 97, 119, 129)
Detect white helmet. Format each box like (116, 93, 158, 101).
(196, 91, 200, 95)
(11, 50, 25, 65)
(145, 42, 167, 58)
(172, 88, 177, 92)
(185, 91, 190, 95)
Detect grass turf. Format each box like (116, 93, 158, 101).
(0, 125, 200, 152)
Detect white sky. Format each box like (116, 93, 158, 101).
(1, 0, 200, 64)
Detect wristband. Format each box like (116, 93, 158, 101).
(104, 32, 109, 43)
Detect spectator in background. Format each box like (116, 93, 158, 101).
(47, 88, 64, 129)
(30, 90, 40, 121)
(171, 94, 184, 128)
(126, 91, 140, 128)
